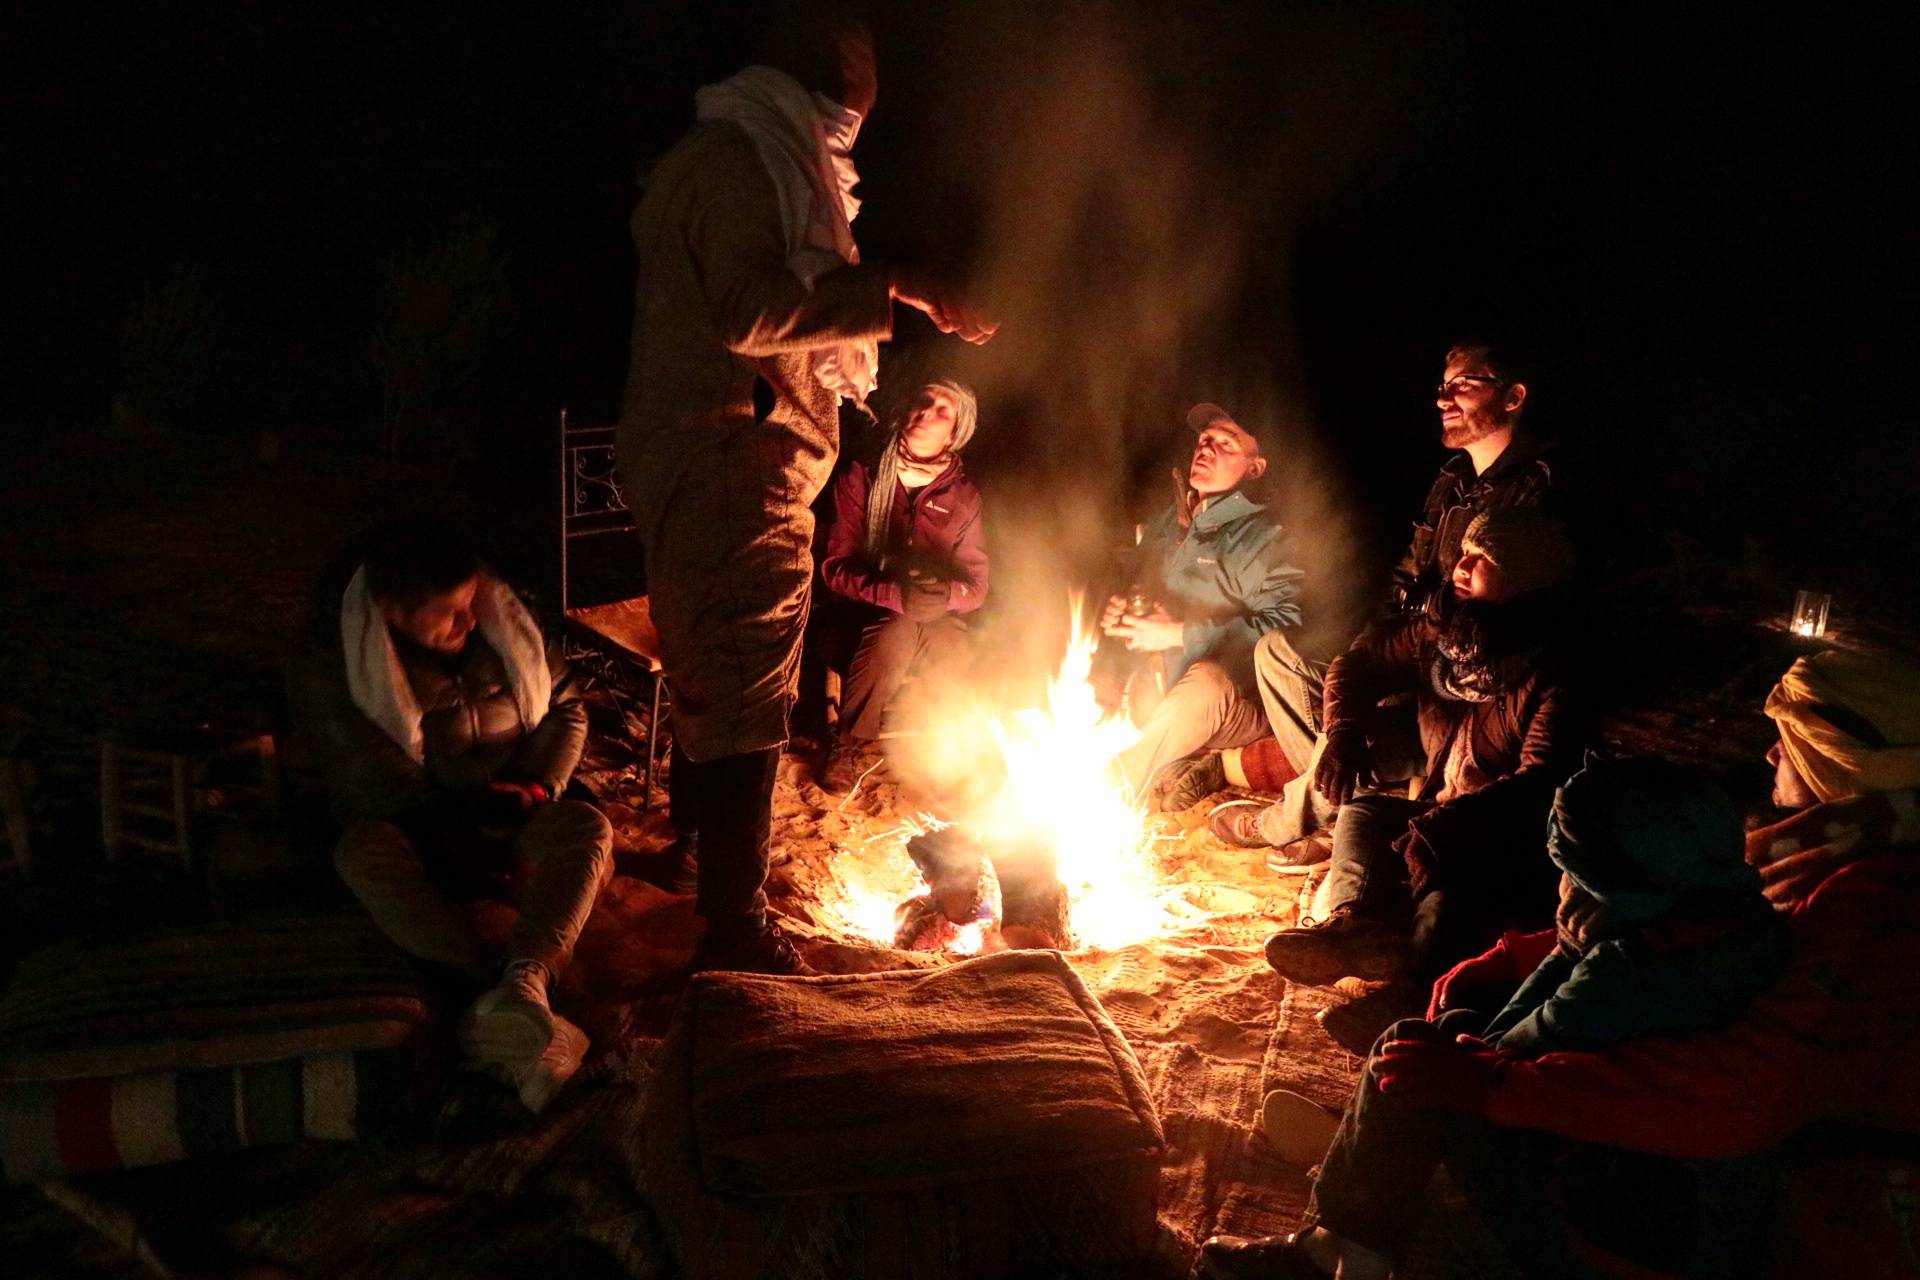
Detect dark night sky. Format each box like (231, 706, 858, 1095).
(6, 1, 1915, 593)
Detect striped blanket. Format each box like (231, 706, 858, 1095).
(0, 913, 433, 1182)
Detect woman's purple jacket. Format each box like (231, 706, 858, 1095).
(818, 457, 989, 615)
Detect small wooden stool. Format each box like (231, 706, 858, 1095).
(100, 727, 280, 871)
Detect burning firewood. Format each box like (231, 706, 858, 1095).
(893, 827, 1003, 952)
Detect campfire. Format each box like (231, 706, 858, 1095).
(822, 596, 1191, 954)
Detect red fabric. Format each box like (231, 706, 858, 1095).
(1236, 736, 1298, 792)
(819, 458, 989, 615)
(1482, 835, 1920, 1159)
(54, 1078, 121, 1171)
(1426, 929, 1557, 1020)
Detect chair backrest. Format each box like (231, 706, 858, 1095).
(558, 410, 643, 614)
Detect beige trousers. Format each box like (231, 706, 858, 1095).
(334, 799, 613, 975)
(1115, 660, 1270, 797)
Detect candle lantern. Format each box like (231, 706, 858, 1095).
(1790, 589, 1831, 639)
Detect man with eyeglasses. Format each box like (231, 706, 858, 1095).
(1390, 340, 1553, 619)
(1198, 340, 1559, 865)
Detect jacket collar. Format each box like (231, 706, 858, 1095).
(1446, 429, 1547, 488)
(1189, 487, 1267, 533)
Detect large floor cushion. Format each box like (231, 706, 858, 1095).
(643, 949, 1166, 1279)
(0, 914, 432, 1182)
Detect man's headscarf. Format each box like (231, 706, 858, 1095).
(694, 65, 878, 410)
(1764, 649, 1920, 802)
(863, 379, 978, 566)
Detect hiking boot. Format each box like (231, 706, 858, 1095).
(1316, 983, 1420, 1056)
(1208, 799, 1271, 848)
(1258, 1088, 1343, 1166)
(820, 741, 867, 797)
(696, 925, 816, 976)
(1196, 1233, 1330, 1279)
(1264, 833, 1332, 876)
(459, 959, 556, 1074)
(1162, 753, 1228, 811)
(1262, 910, 1404, 987)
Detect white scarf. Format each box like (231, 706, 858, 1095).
(340, 567, 552, 764)
(695, 65, 878, 410)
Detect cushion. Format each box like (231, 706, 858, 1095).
(0, 915, 430, 1082)
(643, 949, 1165, 1279)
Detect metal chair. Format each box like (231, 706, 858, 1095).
(559, 410, 670, 809)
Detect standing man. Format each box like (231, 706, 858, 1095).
(1103, 404, 1306, 804)
(617, 10, 995, 973)
(817, 378, 989, 794)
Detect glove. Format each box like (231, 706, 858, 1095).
(1371, 1035, 1496, 1114)
(1313, 726, 1374, 807)
(900, 572, 949, 622)
(1395, 826, 1438, 897)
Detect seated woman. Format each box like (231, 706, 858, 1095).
(1228, 509, 1587, 1051)
(816, 379, 988, 795)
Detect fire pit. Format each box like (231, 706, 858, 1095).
(820, 598, 1199, 955)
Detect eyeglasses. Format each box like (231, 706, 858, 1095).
(1436, 375, 1505, 400)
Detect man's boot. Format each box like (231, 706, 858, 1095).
(1162, 753, 1227, 811)
(1316, 981, 1421, 1056)
(1263, 909, 1405, 987)
(695, 920, 815, 976)
(1195, 1233, 1331, 1279)
(820, 738, 866, 797)
(684, 746, 814, 975)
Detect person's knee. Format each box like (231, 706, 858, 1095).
(524, 800, 614, 881)
(1177, 660, 1238, 710)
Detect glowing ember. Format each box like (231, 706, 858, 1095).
(824, 595, 1187, 952)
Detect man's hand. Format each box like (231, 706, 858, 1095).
(891, 269, 1000, 345)
(1102, 606, 1183, 653)
(900, 569, 949, 622)
(1313, 727, 1374, 807)
(1100, 593, 1130, 631)
(1371, 1034, 1496, 1113)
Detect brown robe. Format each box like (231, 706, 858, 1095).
(617, 120, 893, 761)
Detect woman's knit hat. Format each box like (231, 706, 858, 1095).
(1460, 508, 1574, 599)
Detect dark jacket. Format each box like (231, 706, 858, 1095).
(819, 457, 988, 615)
(1321, 596, 1587, 892)
(288, 604, 587, 828)
(1468, 790, 1920, 1158)
(1389, 433, 1554, 617)
(1138, 490, 1305, 694)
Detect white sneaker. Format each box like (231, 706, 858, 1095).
(459, 960, 555, 1075)
(516, 1013, 591, 1114)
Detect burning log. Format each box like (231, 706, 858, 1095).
(893, 827, 1002, 952)
(991, 834, 1073, 951)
